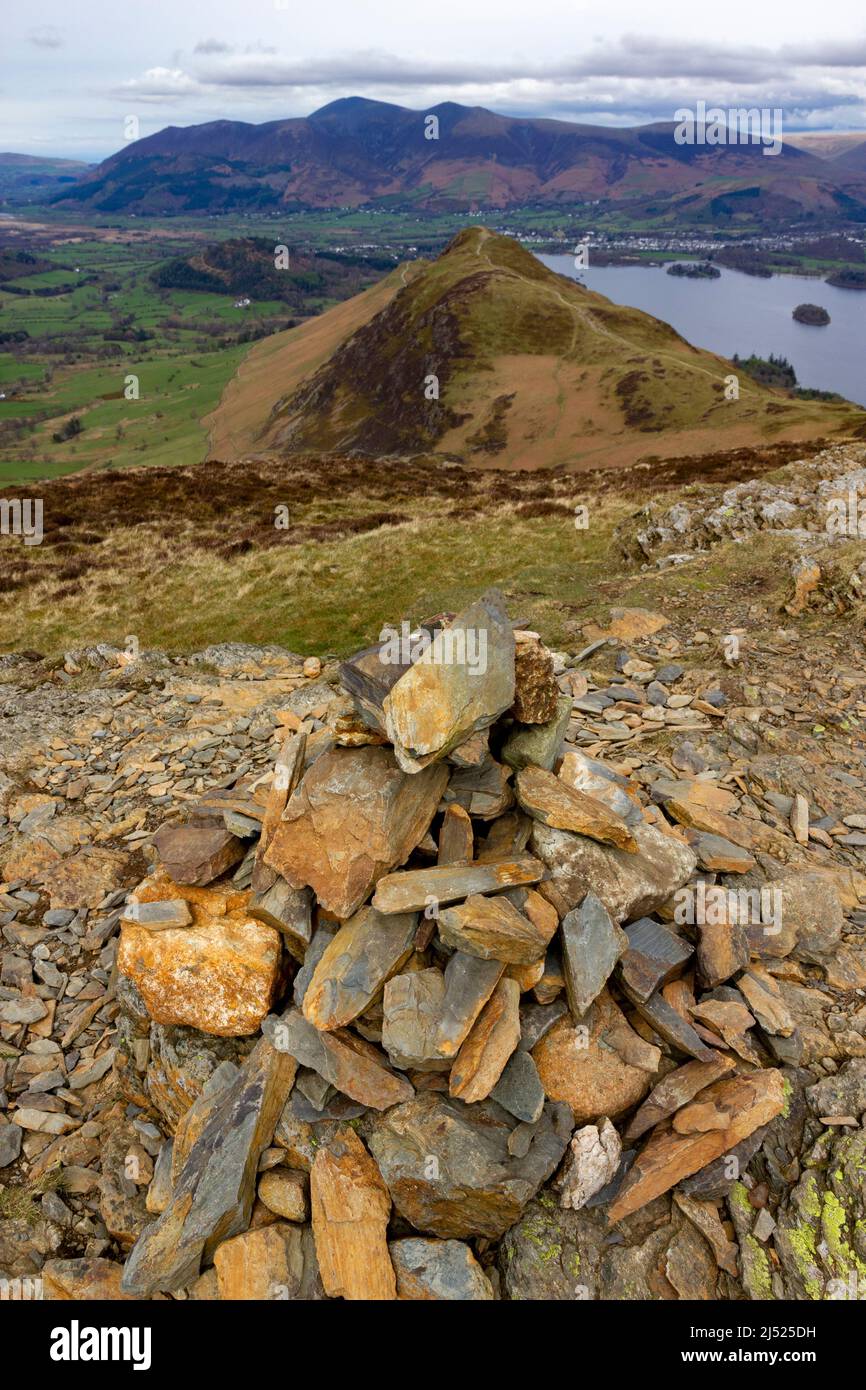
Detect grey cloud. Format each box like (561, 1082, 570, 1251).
(28, 27, 64, 50)
(194, 39, 234, 55)
(190, 36, 866, 91)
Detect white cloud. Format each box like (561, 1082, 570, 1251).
(113, 68, 204, 100)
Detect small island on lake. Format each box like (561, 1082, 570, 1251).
(793, 303, 831, 325)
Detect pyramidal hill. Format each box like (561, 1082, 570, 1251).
(209, 228, 865, 471)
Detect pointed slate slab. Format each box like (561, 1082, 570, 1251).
(561, 891, 628, 1019)
(383, 594, 516, 772)
(449, 978, 521, 1102)
(620, 984, 719, 1063)
(438, 804, 474, 865)
(624, 1054, 736, 1141)
(608, 1070, 785, 1223)
(120, 1037, 296, 1296)
(302, 906, 418, 1031)
(490, 1048, 545, 1124)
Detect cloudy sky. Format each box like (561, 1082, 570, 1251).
(3, 0, 865, 161)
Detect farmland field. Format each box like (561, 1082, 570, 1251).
(0, 220, 392, 480)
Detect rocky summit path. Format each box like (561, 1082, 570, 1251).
(2, 454, 866, 1302)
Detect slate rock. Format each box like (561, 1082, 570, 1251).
(490, 1048, 545, 1124)
(693, 833, 756, 874)
(121, 1037, 297, 1295)
(501, 695, 572, 772)
(303, 905, 417, 1031)
(558, 749, 644, 826)
(118, 888, 281, 1038)
(677, 1125, 770, 1201)
(619, 918, 693, 1003)
(265, 745, 448, 918)
(248, 879, 313, 961)
(445, 757, 514, 819)
(624, 1054, 736, 1141)
(560, 891, 628, 1018)
(0, 1120, 23, 1168)
(214, 1222, 325, 1300)
(515, 766, 638, 851)
(384, 594, 516, 772)
(390, 1237, 494, 1300)
(532, 991, 658, 1126)
(531, 820, 696, 923)
(510, 631, 560, 724)
(449, 977, 521, 1102)
(609, 1071, 786, 1223)
(265, 1009, 414, 1111)
(696, 918, 750, 989)
(747, 870, 843, 962)
(382, 954, 504, 1069)
(439, 893, 552, 964)
(806, 1059, 866, 1120)
(517, 999, 569, 1051)
(311, 1127, 396, 1300)
(557, 1118, 622, 1211)
(372, 854, 544, 915)
(620, 987, 719, 1063)
(152, 823, 246, 887)
(368, 1091, 571, 1239)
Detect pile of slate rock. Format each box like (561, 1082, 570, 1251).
(111, 591, 807, 1300)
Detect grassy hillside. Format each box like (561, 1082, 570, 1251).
(221, 227, 865, 471)
(0, 439, 846, 658)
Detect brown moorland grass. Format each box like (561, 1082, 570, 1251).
(0, 438, 843, 658)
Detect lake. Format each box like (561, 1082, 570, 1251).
(537, 255, 866, 408)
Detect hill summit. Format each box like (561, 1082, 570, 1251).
(228, 228, 863, 471)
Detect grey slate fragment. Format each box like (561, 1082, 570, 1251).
(561, 891, 628, 1018)
(490, 1049, 545, 1124)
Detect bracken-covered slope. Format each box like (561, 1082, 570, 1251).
(217, 227, 865, 472)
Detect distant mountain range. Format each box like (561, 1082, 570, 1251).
(0, 152, 91, 205)
(206, 227, 865, 470)
(43, 98, 866, 222)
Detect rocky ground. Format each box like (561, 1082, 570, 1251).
(3, 448, 866, 1302)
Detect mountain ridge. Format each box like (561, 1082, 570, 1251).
(50, 97, 866, 220)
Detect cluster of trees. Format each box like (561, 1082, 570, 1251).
(732, 352, 797, 388)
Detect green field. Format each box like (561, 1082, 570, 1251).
(0, 227, 374, 480)
(0, 345, 247, 481)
